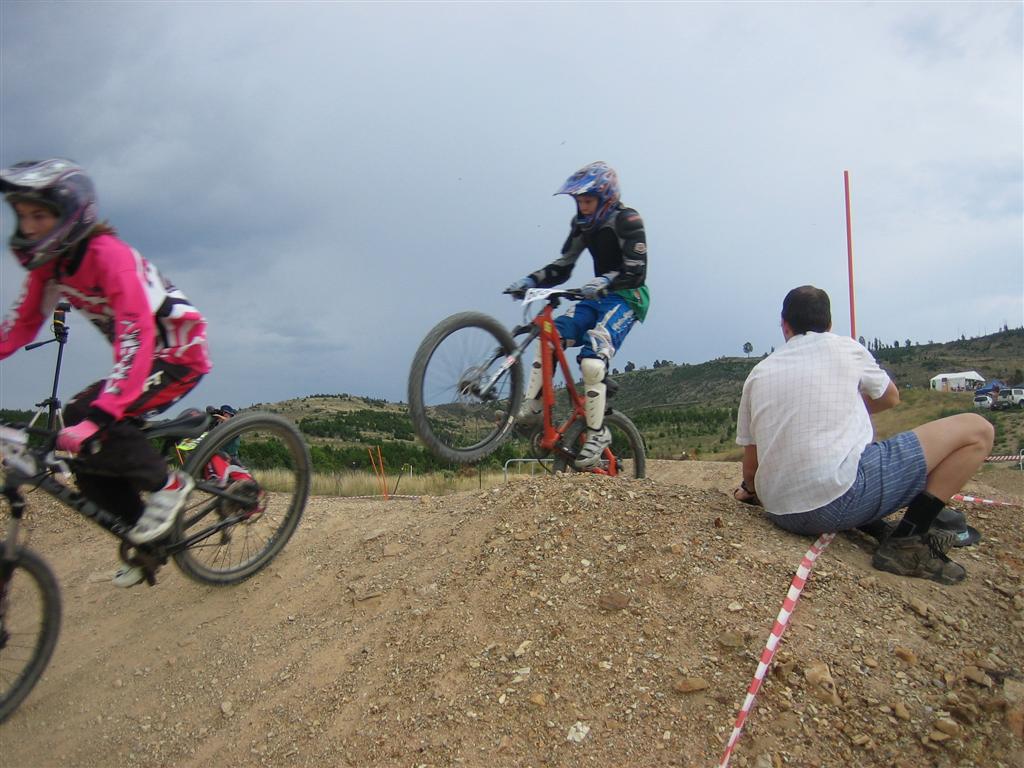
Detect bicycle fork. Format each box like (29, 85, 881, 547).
(476, 330, 537, 402)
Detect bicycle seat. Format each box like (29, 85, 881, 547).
(141, 408, 213, 439)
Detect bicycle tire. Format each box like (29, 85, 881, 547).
(408, 311, 523, 464)
(173, 412, 310, 586)
(551, 409, 647, 479)
(0, 546, 62, 723)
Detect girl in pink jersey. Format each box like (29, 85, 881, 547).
(0, 159, 212, 586)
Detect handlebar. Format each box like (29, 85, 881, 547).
(504, 286, 588, 303)
(0, 421, 57, 441)
(0, 422, 57, 477)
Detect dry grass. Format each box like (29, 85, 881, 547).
(257, 466, 533, 497)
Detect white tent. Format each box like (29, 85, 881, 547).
(929, 371, 985, 392)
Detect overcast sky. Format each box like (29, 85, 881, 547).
(1, 1, 1021, 415)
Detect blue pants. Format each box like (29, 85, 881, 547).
(554, 294, 636, 362)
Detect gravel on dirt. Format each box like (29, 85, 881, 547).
(3, 460, 1022, 768)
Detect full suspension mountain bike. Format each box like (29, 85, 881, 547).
(408, 287, 646, 477)
(0, 305, 311, 723)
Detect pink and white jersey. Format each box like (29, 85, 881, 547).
(0, 233, 211, 420)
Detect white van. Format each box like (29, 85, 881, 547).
(996, 387, 1024, 408)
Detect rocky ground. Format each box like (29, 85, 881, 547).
(2, 460, 1022, 768)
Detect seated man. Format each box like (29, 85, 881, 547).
(733, 285, 993, 584)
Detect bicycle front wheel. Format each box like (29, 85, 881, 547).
(408, 312, 523, 464)
(0, 546, 62, 723)
(174, 412, 311, 586)
(551, 409, 647, 479)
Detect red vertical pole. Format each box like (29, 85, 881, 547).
(844, 171, 857, 340)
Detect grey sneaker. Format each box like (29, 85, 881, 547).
(129, 470, 194, 545)
(112, 564, 145, 588)
(574, 426, 612, 469)
(933, 506, 967, 530)
(871, 529, 966, 584)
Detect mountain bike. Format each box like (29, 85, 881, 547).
(0, 308, 311, 723)
(408, 287, 646, 477)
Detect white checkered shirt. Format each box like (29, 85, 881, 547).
(736, 332, 892, 515)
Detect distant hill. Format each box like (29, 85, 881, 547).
(606, 327, 1024, 412)
(249, 329, 1024, 467)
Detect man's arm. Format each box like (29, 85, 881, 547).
(733, 444, 761, 505)
(863, 381, 899, 414)
(742, 444, 758, 490)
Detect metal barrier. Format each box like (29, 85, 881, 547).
(503, 457, 554, 482)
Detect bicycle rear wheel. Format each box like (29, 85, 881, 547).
(173, 412, 310, 586)
(408, 312, 523, 464)
(0, 546, 62, 723)
(551, 410, 647, 479)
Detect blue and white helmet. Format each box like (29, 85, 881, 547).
(0, 158, 98, 270)
(555, 161, 620, 230)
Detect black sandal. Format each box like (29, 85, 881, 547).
(733, 484, 762, 507)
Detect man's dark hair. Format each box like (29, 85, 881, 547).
(782, 285, 831, 334)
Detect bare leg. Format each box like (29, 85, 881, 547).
(912, 414, 994, 500)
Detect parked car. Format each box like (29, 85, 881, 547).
(973, 394, 993, 409)
(995, 387, 1024, 409)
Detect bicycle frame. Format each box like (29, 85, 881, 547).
(515, 289, 620, 475)
(0, 431, 262, 572)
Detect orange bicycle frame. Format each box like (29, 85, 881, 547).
(531, 304, 619, 475)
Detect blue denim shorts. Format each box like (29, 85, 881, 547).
(769, 431, 927, 536)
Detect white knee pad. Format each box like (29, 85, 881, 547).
(581, 357, 606, 386)
(580, 358, 607, 430)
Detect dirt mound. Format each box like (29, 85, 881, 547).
(4, 461, 1023, 767)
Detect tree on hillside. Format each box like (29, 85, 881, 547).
(905, 338, 912, 349)
(858, 335, 865, 346)
(624, 361, 635, 372)
(743, 341, 753, 357)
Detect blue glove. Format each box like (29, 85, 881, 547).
(504, 276, 537, 297)
(581, 276, 610, 300)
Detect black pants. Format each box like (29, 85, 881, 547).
(64, 361, 203, 524)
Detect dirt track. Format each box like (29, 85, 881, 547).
(3, 461, 1023, 768)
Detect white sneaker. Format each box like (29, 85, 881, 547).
(129, 470, 194, 545)
(513, 399, 543, 436)
(574, 426, 612, 469)
(112, 564, 145, 588)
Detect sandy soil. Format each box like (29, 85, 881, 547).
(3, 460, 1023, 768)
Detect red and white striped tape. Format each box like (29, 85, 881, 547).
(952, 493, 1017, 508)
(985, 454, 1023, 462)
(718, 532, 835, 768)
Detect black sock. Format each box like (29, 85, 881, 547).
(857, 519, 892, 541)
(892, 491, 945, 538)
